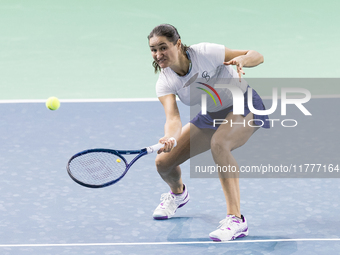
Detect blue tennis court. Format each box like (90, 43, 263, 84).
(0, 98, 339, 254)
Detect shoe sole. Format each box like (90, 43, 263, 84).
(153, 215, 169, 220)
(153, 200, 190, 220)
(210, 229, 249, 242)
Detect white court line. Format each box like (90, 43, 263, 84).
(0, 238, 340, 248)
(0, 98, 159, 104)
(0, 94, 339, 104)
(262, 94, 340, 99)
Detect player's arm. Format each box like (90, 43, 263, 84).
(224, 48, 264, 80)
(158, 94, 182, 153)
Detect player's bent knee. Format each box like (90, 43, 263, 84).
(210, 136, 232, 157)
(155, 155, 173, 174)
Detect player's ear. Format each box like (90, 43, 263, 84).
(176, 39, 182, 49)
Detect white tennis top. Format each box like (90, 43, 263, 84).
(156, 43, 248, 112)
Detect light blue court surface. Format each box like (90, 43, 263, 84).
(0, 99, 339, 255)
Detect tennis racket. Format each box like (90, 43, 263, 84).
(67, 138, 177, 188)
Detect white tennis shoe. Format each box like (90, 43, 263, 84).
(209, 215, 248, 241)
(152, 184, 190, 220)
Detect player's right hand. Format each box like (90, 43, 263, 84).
(158, 137, 176, 154)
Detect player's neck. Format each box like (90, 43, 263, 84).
(171, 53, 191, 77)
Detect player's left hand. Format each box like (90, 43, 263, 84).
(224, 56, 245, 82)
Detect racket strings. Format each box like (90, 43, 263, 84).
(69, 152, 126, 185)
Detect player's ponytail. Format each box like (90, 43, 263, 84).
(148, 24, 190, 73)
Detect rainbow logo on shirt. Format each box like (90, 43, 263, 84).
(196, 82, 222, 106)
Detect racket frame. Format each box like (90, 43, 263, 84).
(66, 138, 176, 188)
(67, 148, 147, 188)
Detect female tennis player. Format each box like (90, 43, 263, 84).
(148, 24, 269, 242)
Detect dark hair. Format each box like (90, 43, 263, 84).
(148, 24, 190, 73)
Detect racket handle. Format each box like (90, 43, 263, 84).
(146, 137, 177, 154)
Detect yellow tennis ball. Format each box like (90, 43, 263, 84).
(116, 159, 121, 163)
(46, 97, 60, 110)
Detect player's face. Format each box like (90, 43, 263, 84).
(149, 36, 180, 69)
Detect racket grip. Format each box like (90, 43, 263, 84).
(146, 137, 177, 154)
